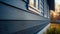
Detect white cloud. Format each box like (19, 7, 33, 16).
(55, 0, 60, 4)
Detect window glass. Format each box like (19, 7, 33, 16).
(38, 0, 39, 9)
(29, 0, 34, 7)
(34, 0, 36, 7)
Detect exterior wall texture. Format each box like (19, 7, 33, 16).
(0, 0, 50, 34)
(0, 0, 50, 20)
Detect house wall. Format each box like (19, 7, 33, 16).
(0, 0, 50, 34)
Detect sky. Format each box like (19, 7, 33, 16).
(55, 0, 60, 4)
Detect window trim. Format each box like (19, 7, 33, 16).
(22, 0, 39, 12)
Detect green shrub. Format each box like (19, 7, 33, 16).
(43, 27, 60, 34)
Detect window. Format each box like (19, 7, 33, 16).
(22, 0, 40, 15)
(34, 0, 36, 7)
(39, 0, 44, 16)
(38, 0, 39, 9)
(29, 0, 34, 7)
